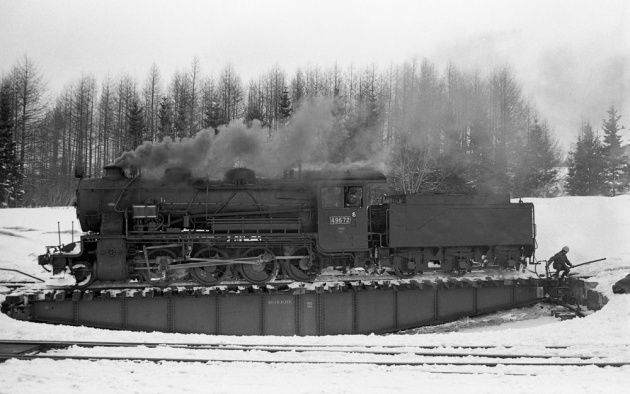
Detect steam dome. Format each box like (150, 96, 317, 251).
(224, 168, 256, 185)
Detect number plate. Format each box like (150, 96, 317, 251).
(330, 216, 351, 225)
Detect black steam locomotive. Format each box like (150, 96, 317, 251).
(38, 165, 536, 288)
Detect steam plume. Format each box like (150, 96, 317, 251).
(112, 98, 389, 179)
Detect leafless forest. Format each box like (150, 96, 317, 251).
(1, 55, 625, 207)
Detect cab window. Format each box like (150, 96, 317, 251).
(321, 187, 343, 208)
(344, 186, 362, 208)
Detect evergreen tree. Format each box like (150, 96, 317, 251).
(244, 103, 264, 127)
(173, 98, 187, 139)
(156, 96, 173, 141)
(278, 86, 292, 125)
(327, 88, 349, 163)
(243, 81, 264, 128)
(290, 69, 305, 112)
(601, 106, 627, 195)
(203, 93, 225, 135)
(466, 117, 497, 193)
(512, 118, 560, 197)
(0, 80, 24, 207)
(127, 98, 145, 149)
(565, 122, 607, 195)
(339, 85, 382, 163)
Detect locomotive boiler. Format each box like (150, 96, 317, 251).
(38, 165, 536, 288)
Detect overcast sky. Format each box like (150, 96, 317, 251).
(1, 0, 628, 149)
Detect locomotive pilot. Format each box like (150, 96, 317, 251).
(547, 246, 573, 280)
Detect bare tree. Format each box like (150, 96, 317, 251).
(143, 63, 162, 142)
(9, 55, 47, 175)
(97, 76, 115, 170)
(389, 135, 441, 194)
(72, 74, 96, 175)
(290, 68, 306, 111)
(189, 57, 201, 134)
(218, 64, 243, 123)
(115, 74, 137, 151)
(169, 70, 191, 138)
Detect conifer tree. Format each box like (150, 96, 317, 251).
(466, 117, 497, 192)
(278, 86, 292, 125)
(156, 96, 173, 141)
(173, 98, 187, 139)
(512, 118, 560, 197)
(326, 88, 349, 163)
(566, 122, 607, 195)
(601, 106, 627, 195)
(127, 98, 145, 149)
(244, 103, 264, 127)
(203, 93, 225, 135)
(243, 83, 264, 127)
(0, 80, 24, 207)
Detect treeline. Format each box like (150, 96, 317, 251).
(0, 55, 628, 207)
(566, 107, 628, 196)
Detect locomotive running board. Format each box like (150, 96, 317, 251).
(3, 278, 544, 336)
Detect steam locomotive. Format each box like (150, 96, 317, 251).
(38, 165, 536, 288)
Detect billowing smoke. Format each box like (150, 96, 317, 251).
(113, 128, 215, 178)
(112, 98, 389, 179)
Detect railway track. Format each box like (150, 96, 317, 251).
(1, 338, 585, 350)
(1, 340, 628, 368)
(0, 281, 37, 289)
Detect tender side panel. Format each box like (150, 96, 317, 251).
(389, 203, 534, 248)
(404, 194, 510, 205)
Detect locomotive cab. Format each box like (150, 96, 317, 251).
(309, 169, 386, 252)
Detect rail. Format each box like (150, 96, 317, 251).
(1, 340, 628, 368)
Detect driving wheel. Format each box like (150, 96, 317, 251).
(285, 247, 321, 282)
(140, 248, 177, 286)
(238, 247, 278, 285)
(190, 247, 229, 286)
(71, 261, 95, 289)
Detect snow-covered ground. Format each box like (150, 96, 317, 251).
(1, 197, 629, 393)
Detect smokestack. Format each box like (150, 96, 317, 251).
(103, 165, 125, 181)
